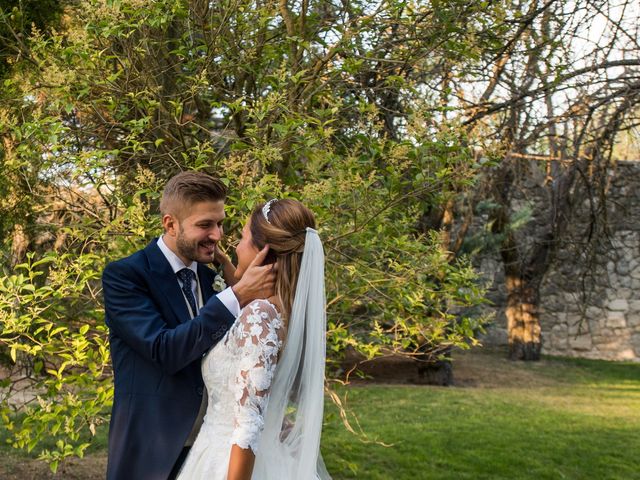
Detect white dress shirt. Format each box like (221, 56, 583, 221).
(157, 235, 240, 318)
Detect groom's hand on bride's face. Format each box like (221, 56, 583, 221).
(232, 246, 277, 307)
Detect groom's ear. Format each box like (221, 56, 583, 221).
(162, 214, 177, 235)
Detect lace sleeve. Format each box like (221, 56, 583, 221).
(230, 299, 285, 453)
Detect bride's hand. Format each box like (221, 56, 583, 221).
(213, 244, 238, 287)
(213, 243, 232, 267)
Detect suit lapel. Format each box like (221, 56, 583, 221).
(144, 239, 192, 324)
(197, 263, 216, 304)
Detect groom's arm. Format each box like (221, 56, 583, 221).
(103, 247, 276, 375)
(103, 260, 234, 375)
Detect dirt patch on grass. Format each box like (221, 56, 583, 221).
(345, 346, 562, 388)
(452, 347, 565, 388)
(1, 453, 107, 480)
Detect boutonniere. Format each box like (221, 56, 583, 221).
(213, 273, 227, 292)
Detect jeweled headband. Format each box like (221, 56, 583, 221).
(262, 199, 277, 224)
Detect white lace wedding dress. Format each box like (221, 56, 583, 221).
(177, 299, 286, 479)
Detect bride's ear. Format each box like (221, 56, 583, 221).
(264, 249, 278, 266)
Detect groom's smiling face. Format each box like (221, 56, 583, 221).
(163, 200, 225, 265)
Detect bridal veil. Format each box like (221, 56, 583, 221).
(252, 227, 331, 479)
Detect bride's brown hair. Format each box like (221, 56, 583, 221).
(249, 199, 316, 319)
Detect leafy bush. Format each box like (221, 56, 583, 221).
(0, 0, 490, 469)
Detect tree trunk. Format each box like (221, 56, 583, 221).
(11, 224, 29, 268)
(505, 275, 542, 360)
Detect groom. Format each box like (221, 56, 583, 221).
(102, 171, 275, 480)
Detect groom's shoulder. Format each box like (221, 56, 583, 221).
(107, 249, 145, 268)
(103, 240, 157, 276)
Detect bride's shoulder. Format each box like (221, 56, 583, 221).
(239, 299, 282, 325)
(244, 298, 281, 315)
(233, 299, 286, 343)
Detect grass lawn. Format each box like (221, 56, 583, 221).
(322, 351, 640, 480)
(2, 349, 639, 479)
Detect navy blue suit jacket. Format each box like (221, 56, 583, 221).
(102, 239, 235, 480)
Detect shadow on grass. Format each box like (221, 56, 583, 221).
(542, 355, 640, 385)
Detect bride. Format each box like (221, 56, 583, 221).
(177, 199, 331, 480)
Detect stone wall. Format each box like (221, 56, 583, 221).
(479, 161, 640, 361)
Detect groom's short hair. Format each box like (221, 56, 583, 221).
(160, 171, 227, 219)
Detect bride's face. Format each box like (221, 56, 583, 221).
(234, 218, 260, 281)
